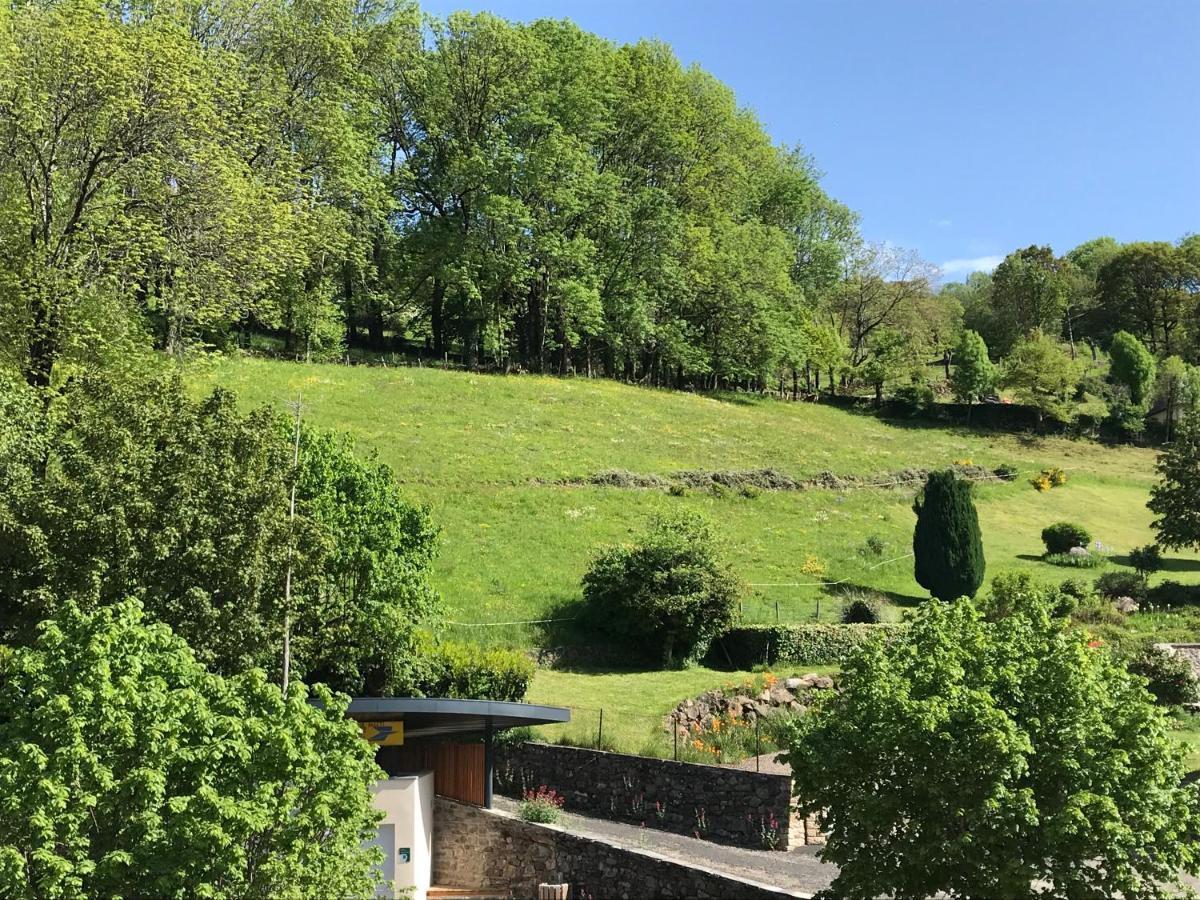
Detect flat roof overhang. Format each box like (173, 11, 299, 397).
(346, 697, 570, 741)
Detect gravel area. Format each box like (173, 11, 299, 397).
(493, 796, 836, 896)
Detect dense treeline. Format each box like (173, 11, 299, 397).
(0, 0, 855, 389)
(0, 0, 1197, 416)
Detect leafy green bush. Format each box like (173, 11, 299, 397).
(1043, 550, 1107, 569)
(1041, 522, 1092, 555)
(707, 624, 905, 668)
(1129, 647, 1199, 707)
(894, 382, 936, 414)
(582, 511, 742, 668)
(1146, 580, 1200, 609)
(518, 786, 565, 823)
(1129, 544, 1164, 577)
(414, 640, 533, 701)
(840, 592, 884, 624)
(1058, 578, 1093, 603)
(1096, 571, 1149, 603)
(0, 601, 383, 898)
(780, 592, 1200, 899)
(982, 572, 1079, 620)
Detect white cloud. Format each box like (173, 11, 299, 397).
(939, 255, 1003, 276)
(932, 218, 953, 228)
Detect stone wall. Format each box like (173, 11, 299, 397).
(432, 796, 807, 900)
(495, 742, 793, 850)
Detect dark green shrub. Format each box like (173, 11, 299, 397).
(1129, 648, 1199, 707)
(994, 463, 1020, 481)
(894, 382, 936, 415)
(415, 640, 533, 701)
(1128, 544, 1164, 577)
(1095, 571, 1149, 603)
(1146, 580, 1200, 609)
(860, 535, 887, 558)
(739, 484, 762, 499)
(667, 483, 687, 497)
(913, 470, 985, 600)
(1041, 522, 1092, 555)
(706, 624, 905, 668)
(582, 510, 742, 667)
(840, 592, 884, 624)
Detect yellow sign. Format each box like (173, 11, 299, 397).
(360, 721, 404, 746)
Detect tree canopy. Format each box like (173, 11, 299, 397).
(0, 368, 439, 694)
(0, 600, 384, 899)
(782, 593, 1200, 899)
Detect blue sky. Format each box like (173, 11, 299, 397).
(418, 0, 1199, 280)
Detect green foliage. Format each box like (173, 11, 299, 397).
(414, 640, 533, 702)
(981, 572, 1077, 621)
(581, 510, 742, 667)
(1042, 550, 1107, 569)
(1146, 580, 1200, 609)
(1000, 329, 1083, 424)
(706, 624, 905, 668)
(0, 600, 383, 899)
(518, 786, 565, 824)
(1041, 522, 1092, 554)
(1109, 331, 1157, 406)
(1096, 571, 1150, 603)
(0, 369, 438, 694)
(913, 470, 986, 600)
(988, 246, 1074, 355)
(1096, 242, 1200, 357)
(1149, 411, 1200, 551)
(1129, 647, 1200, 707)
(839, 594, 883, 624)
(781, 595, 1200, 899)
(1129, 544, 1164, 577)
(950, 329, 995, 404)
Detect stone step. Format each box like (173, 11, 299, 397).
(428, 886, 510, 900)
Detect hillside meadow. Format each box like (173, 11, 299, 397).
(199, 357, 1200, 642)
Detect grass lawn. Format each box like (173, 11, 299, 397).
(194, 356, 1200, 757)
(198, 356, 1200, 644)
(523, 665, 839, 758)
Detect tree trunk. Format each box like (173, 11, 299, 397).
(431, 278, 446, 356)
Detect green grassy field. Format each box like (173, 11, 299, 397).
(197, 355, 1200, 755)
(200, 356, 1200, 637)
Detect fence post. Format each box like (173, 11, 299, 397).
(774, 598, 779, 623)
(755, 715, 761, 771)
(815, 595, 821, 622)
(673, 715, 679, 761)
(597, 708, 604, 750)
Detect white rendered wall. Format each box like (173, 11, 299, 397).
(370, 772, 434, 900)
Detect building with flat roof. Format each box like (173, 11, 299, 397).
(345, 697, 570, 899)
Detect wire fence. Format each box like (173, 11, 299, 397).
(533, 703, 784, 769)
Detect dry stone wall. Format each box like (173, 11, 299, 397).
(495, 742, 793, 850)
(432, 796, 806, 900)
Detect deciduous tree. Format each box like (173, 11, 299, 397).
(0, 600, 384, 899)
(782, 594, 1200, 899)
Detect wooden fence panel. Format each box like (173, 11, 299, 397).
(382, 742, 485, 806)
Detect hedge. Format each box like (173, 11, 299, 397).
(705, 623, 906, 669)
(415, 640, 534, 702)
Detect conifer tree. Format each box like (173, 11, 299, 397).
(913, 470, 986, 600)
